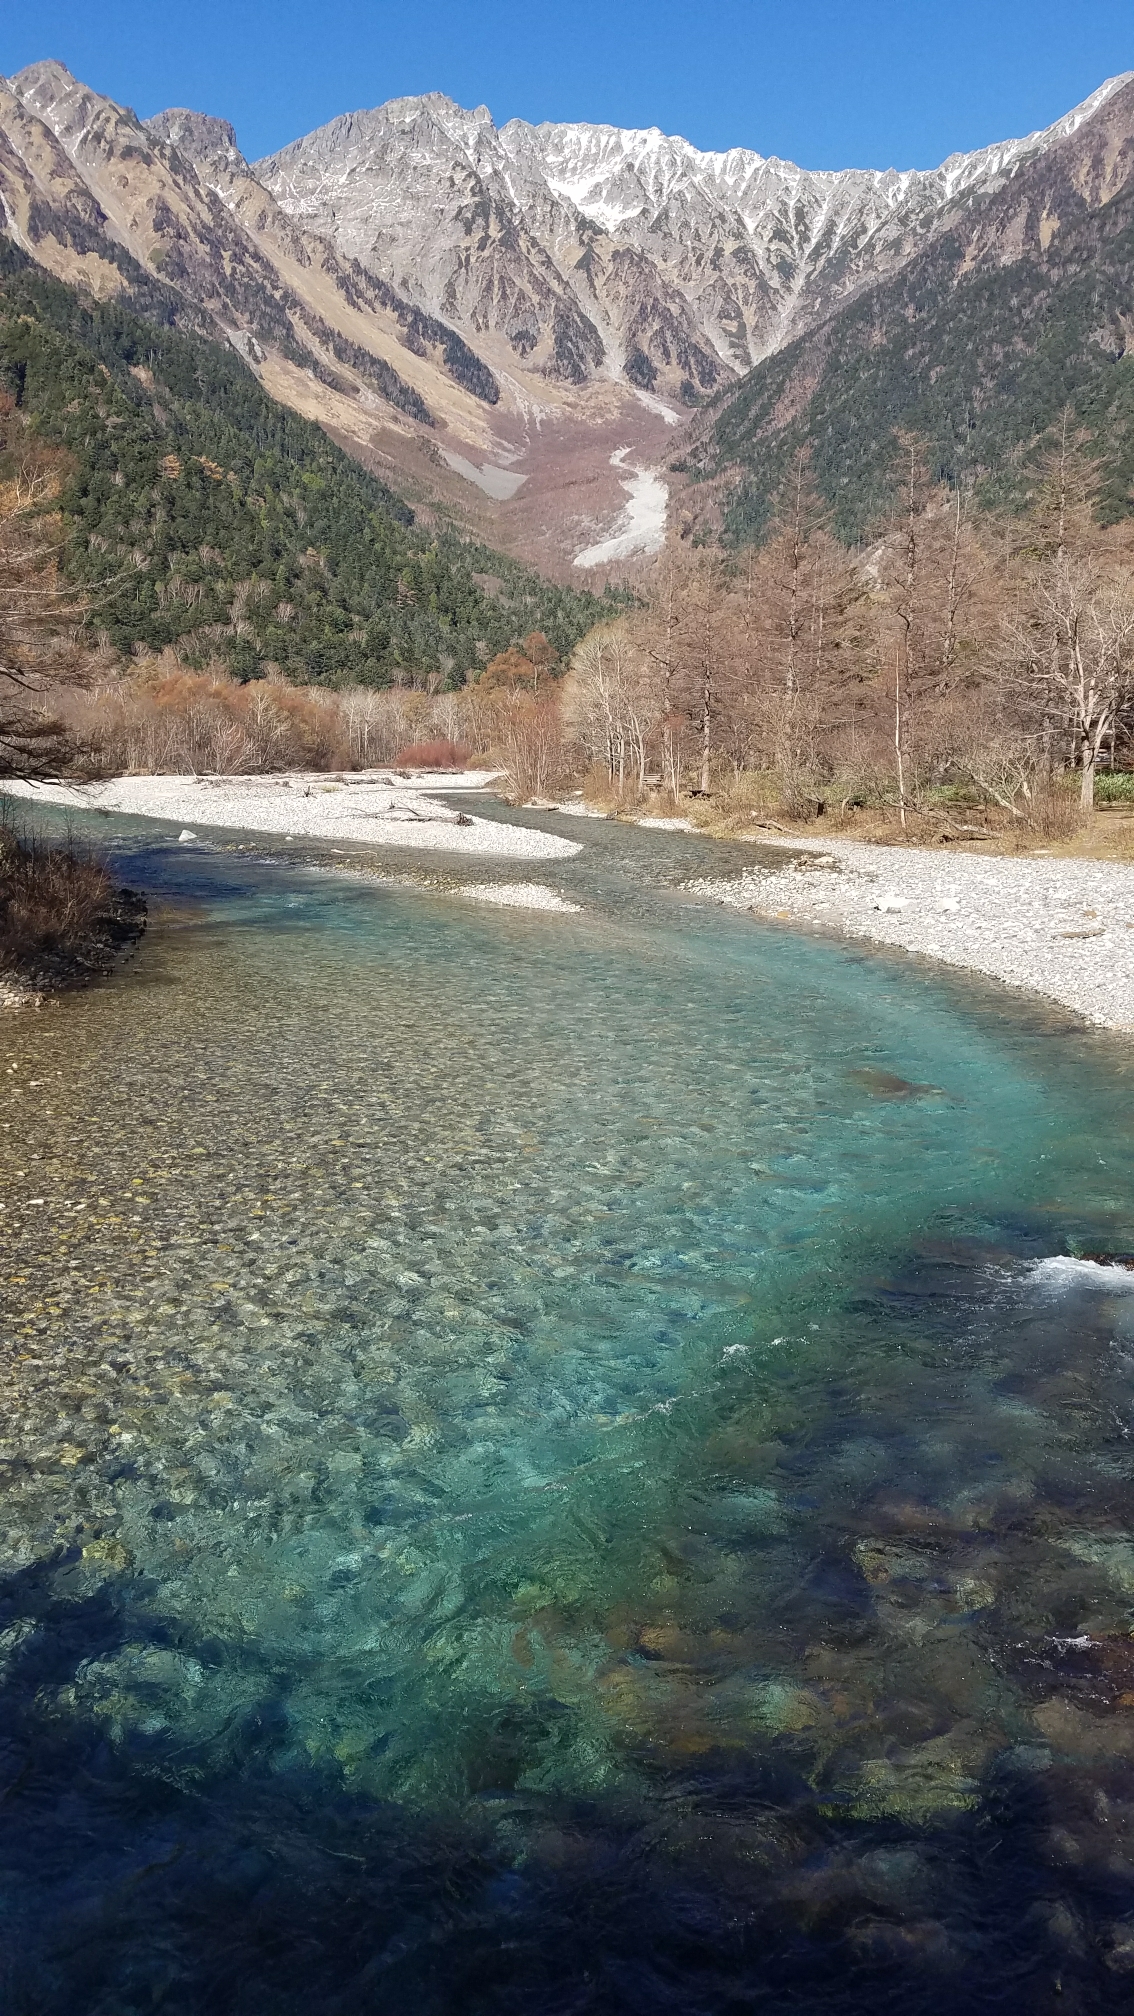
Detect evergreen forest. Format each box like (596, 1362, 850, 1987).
(0, 241, 615, 688)
(683, 172, 1134, 546)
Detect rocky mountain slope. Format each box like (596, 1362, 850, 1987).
(681, 74, 1134, 540)
(0, 60, 688, 574)
(1, 61, 447, 421)
(0, 66, 529, 487)
(255, 77, 1131, 402)
(3, 58, 1134, 570)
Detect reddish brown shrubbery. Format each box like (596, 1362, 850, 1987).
(393, 739, 472, 770)
(61, 668, 495, 776)
(72, 670, 351, 776)
(0, 820, 133, 986)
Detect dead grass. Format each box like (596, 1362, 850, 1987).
(579, 769, 1134, 862)
(0, 820, 143, 990)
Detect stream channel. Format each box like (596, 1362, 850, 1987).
(2, 796, 1134, 2011)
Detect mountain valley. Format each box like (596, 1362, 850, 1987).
(2, 57, 1134, 568)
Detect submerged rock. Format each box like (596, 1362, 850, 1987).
(848, 1067, 946, 1099)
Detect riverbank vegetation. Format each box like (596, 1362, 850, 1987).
(0, 405, 97, 779)
(58, 643, 560, 777)
(23, 427, 1134, 863)
(556, 430, 1134, 851)
(0, 820, 144, 1000)
(6, 220, 1134, 865)
(0, 392, 146, 997)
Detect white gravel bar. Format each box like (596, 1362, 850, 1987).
(4, 772, 581, 861)
(693, 835, 1134, 1030)
(461, 882, 581, 912)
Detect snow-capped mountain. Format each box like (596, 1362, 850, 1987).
(255, 76, 1133, 400)
(3, 58, 1134, 577)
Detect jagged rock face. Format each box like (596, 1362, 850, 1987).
(147, 107, 244, 184)
(682, 73, 1134, 546)
(0, 73, 126, 294)
(255, 76, 1133, 400)
(934, 76, 1134, 269)
(5, 59, 1132, 417)
(0, 59, 367, 375)
(5, 58, 1134, 576)
(5, 60, 287, 323)
(0, 60, 501, 429)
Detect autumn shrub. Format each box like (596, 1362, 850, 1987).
(496, 697, 570, 801)
(65, 670, 496, 776)
(0, 819, 115, 978)
(69, 668, 351, 775)
(394, 740, 472, 769)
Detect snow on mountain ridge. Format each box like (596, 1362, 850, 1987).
(431, 71, 1134, 229)
(4, 56, 1134, 576)
(252, 70, 1134, 401)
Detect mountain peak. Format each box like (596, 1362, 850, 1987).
(147, 106, 246, 173)
(11, 57, 80, 91)
(251, 68, 1134, 395)
(9, 56, 142, 143)
(382, 91, 495, 124)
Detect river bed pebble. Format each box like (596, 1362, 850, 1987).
(693, 835, 1134, 1029)
(5, 772, 581, 860)
(461, 881, 582, 911)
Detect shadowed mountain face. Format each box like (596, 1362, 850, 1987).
(3, 59, 1134, 566)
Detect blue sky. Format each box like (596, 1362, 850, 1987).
(2, 0, 1131, 169)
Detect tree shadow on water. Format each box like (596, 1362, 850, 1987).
(0, 1552, 1129, 2015)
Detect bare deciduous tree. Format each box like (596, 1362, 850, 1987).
(0, 415, 93, 779)
(564, 621, 658, 791)
(1011, 554, 1134, 809)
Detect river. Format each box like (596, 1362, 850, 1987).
(2, 798, 1134, 2011)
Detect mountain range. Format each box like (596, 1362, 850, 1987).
(254, 76, 1130, 395)
(2, 58, 1133, 570)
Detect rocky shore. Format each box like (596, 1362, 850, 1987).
(13, 776, 1134, 1026)
(461, 881, 581, 912)
(6, 772, 581, 861)
(693, 835, 1134, 1030)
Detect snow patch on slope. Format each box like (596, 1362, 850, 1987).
(574, 447, 667, 567)
(632, 387, 681, 425)
(439, 448, 527, 498)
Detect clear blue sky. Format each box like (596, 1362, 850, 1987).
(3, 0, 1131, 170)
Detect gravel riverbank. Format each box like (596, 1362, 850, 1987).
(461, 882, 582, 912)
(693, 836, 1134, 1030)
(11, 777, 1134, 1025)
(4, 773, 582, 862)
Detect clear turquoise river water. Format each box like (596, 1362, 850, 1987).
(3, 799, 1134, 2012)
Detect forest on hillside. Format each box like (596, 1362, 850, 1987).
(80, 428, 1131, 827)
(7, 201, 1134, 830)
(0, 241, 615, 689)
(681, 175, 1134, 547)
